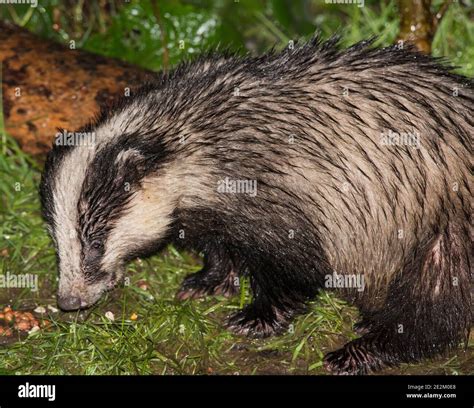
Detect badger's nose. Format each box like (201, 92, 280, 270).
(57, 296, 82, 311)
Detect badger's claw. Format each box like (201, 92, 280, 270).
(176, 270, 239, 301)
(226, 306, 289, 338)
(323, 340, 387, 375)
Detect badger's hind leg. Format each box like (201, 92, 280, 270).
(325, 223, 472, 375)
(176, 245, 240, 300)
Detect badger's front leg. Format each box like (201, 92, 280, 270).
(226, 271, 305, 338)
(176, 246, 240, 300)
(226, 300, 294, 338)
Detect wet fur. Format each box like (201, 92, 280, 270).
(40, 37, 473, 374)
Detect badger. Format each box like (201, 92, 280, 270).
(40, 37, 473, 375)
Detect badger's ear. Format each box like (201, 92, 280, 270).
(114, 148, 147, 172)
(112, 148, 148, 183)
(115, 148, 144, 165)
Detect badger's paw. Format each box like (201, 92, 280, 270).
(176, 270, 239, 301)
(323, 340, 387, 375)
(226, 305, 289, 338)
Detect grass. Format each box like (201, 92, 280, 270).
(0, 0, 473, 375)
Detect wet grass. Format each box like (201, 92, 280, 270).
(0, 132, 473, 376)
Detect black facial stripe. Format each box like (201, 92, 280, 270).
(75, 132, 170, 278)
(84, 269, 108, 284)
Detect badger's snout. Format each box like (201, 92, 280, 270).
(57, 277, 110, 312)
(57, 295, 82, 311)
(57, 289, 104, 311)
(56, 264, 125, 312)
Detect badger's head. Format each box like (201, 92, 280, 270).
(40, 127, 178, 311)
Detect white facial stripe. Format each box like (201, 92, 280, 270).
(100, 176, 177, 271)
(53, 144, 93, 294)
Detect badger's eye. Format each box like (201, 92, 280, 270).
(83, 240, 104, 266)
(90, 241, 103, 251)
